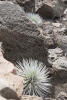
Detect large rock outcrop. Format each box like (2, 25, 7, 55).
(0, 1, 50, 67)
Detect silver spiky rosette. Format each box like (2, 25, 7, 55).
(16, 59, 51, 98)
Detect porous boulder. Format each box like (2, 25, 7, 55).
(0, 1, 50, 67)
(56, 91, 67, 100)
(35, 0, 67, 19)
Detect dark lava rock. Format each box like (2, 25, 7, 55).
(0, 1, 50, 67)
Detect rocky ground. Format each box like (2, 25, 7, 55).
(0, 0, 67, 100)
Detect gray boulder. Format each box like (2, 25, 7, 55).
(35, 0, 67, 19)
(0, 1, 50, 67)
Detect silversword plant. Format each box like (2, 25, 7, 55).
(16, 59, 51, 98)
(26, 13, 43, 25)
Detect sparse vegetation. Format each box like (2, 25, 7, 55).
(26, 13, 43, 25)
(16, 59, 51, 98)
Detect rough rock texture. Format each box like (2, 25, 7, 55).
(48, 47, 63, 65)
(53, 69, 67, 99)
(0, 1, 50, 67)
(48, 46, 67, 98)
(35, 0, 67, 19)
(39, 20, 67, 49)
(55, 35, 67, 56)
(56, 91, 67, 100)
(39, 23, 57, 48)
(52, 56, 67, 71)
(54, 83, 67, 98)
